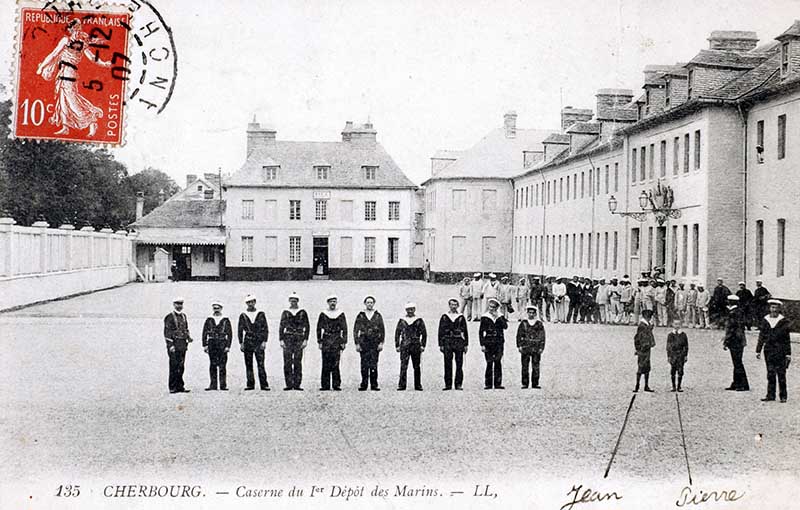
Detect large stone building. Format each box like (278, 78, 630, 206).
(223, 119, 422, 280)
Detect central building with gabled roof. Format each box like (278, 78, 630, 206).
(223, 119, 422, 280)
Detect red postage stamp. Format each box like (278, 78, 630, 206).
(13, 4, 131, 145)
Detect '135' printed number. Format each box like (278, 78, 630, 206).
(55, 485, 80, 497)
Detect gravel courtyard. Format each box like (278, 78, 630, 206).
(1, 280, 798, 509)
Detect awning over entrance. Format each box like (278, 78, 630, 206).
(135, 229, 226, 246)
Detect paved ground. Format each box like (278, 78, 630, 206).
(1, 281, 798, 509)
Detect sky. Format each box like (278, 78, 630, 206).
(1, 0, 798, 187)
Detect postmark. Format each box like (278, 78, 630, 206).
(12, 2, 132, 144)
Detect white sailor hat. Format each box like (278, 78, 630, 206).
(487, 297, 500, 306)
(756, 278, 763, 282)
(473, 272, 481, 277)
(173, 296, 184, 303)
(489, 273, 497, 279)
(727, 294, 739, 301)
(767, 299, 783, 306)
(211, 300, 223, 307)
(738, 281, 746, 286)
(448, 297, 460, 304)
(404, 301, 417, 309)
(244, 294, 256, 303)
(501, 275, 509, 281)
(326, 294, 338, 302)
(525, 304, 538, 311)
(288, 292, 300, 301)
(717, 276, 724, 281)
(363, 295, 376, 303)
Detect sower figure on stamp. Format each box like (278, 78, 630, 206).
(279, 292, 309, 391)
(317, 295, 347, 391)
(354, 296, 385, 391)
(438, 298, 468, 391)
(634, 309, 655, 392)
(666, 319, 688, 392)
(202, 301, 232, 391)
(395, 302, 427, 391)
(723, 295, 749, 392)
(480, 298, 508, 389)
(164, 297, 192, 393)
(756, 299, 792, 403)
(238, 294, 270, 391)
(517, 305, 545, 389)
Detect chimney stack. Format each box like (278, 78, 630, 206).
(503, 111, 517, 138)
(135, 191, 144, 220)
(561, 106, 594, 133)
(708, 30, 758, 52)
(344, 121, 377, 146)
(246, 115, 277, 156)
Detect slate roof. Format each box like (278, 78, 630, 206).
(596, 105, 639, 122)
(565, 122, 601, 134)
(687, 49, 768, 69)
(227, 140, 417, 189)
(131, 200, 226, 228)
(425, 127, 556, 181)
(706, 49, 781, 100)
(777, 20, 800, 39)
(542, 133, 570, 144)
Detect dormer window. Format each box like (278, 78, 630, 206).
(687, 69, 694, 98)
(262, 165, 279, 181)
(781, 42, 790, 76)
(197, 185, 203, 191)
(315, 166, 330, 180)
(363, 165, 378, 180)
(664, 80, 671, 109)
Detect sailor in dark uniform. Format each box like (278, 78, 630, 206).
(354, 295, 385, 391)
(723, 294, 749, 391)
(164, 296, 192, 393)
(279, 292, 310, 391)
(479, 297, 508, 389)
(317, 295, 347, 391)
(756, 299, 792, 403)
(634, 309, 655, 392)
(395, 302, 427, 391)
(202, 301, 232, 391)
(238, 294, 270, 391)
(752, 279, 771, 328)
(666, 319, 688, 392)
(516, 305, 545, 389)
(438, 298, 469, 390)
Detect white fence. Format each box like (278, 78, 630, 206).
(0, 217, 137, 310)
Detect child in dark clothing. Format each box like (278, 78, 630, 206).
(666, 319, 689, 392)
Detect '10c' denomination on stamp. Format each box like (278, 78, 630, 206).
(13, 2, 130, 145)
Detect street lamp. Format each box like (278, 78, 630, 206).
(638, 190, 650, 210)
(608, 182, 695, 226)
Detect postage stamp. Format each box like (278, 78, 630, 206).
(12, 3, 131, 145)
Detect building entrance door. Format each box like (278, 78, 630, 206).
(656, 226, 667, 273)
(313, 237, 329, 276)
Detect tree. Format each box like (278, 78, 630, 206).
(125, 167, 180, 217)
(0, 98, 133, 228)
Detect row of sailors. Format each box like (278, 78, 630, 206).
(457, 274, 773, 329)
(163, 295, 546, 394)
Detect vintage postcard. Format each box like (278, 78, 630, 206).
(0, 1, 798, 509)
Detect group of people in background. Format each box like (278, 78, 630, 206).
(456, 272, 775, 332)
(162, 293, 546, 394)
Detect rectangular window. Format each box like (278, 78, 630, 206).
(388, 238, 399, 264)
(671, 225, 678, 275)
(340, 236, 352, 264)
(631, 227, 640, 257)
(777, 219, 786, 276)
(778, 114, 786, 160)
(605, 165, 609, 194)
(289, 236, 301, 263)
(265, 199, 277, 221)
(524, 187, 529, 207)
(546, 182, 550, 204)
(315, 199, 327, 221)
(647, 227, 654, 270)
(364, 237, 376, 263)
(263, 165, 279, 181)
(560, 178, 564, 202)
(640, 146, 647, 181)
(388, 201, 400, 221)
(241, 236, 254, 263)
(535, 236, 539, 265)
(614, 163, 619, 192)
(364, 201, 376, 221)
(673, 137, 680, 175)
(681, 225, 688, 276)
(781, 41, 789, 75)
(648, 143, 655, 179)
(579, 234, 584, 268)
(203, 246, 215, 263)
(363, 165, 378, 180)
(482, 189, 497, 211)
(340, 200, 353, 221)
(587, 233, 593, 268)
(265, 236, 277, 263)
(535, 183, 539, 206)
(755, 219, 764, 275)
(603, 232, 609, 269)
(572, 234, 576, 267)
(289, 200, 301, 220)
(588, 168, 593, 197)
(660, 140, 667, 177)
(557, 235, 562, 266)
(241, 199, 254, 220)
(581, 172, 585, 198)
(756, 120, 765, 163)
(613, 231, 619, 270)
(552, 235, 556, 266)
(573, 173, 578, 197)
(688, 69, 694, 98)
(566, 175, 570, 200)
(482, 236, 496, 264)
(596, 168, 601, 195)
(692, 224, 700, 276)
(595, 233, 600, 269)
(632, 148, 638, 183)
(684, 133, 690, 173)
(694, 130, 701, 170)
(315, 166, 329, 180)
